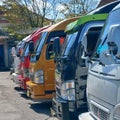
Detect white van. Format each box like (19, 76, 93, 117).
(79, 3, 120, 120)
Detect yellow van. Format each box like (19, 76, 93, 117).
(26, 17, 79, 100)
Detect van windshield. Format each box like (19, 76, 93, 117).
(62, 31, 78, 56)
(93, 8, 120, 58)
(22, 43, 29, 57)
(30, 30, 66, 62)
(35, 32, 48, 56)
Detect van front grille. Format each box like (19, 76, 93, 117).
(91, 103, 110, 120)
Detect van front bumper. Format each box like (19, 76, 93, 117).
(26, 81, 45, 99)
(51, 97, 70, 120)
(19, 76, 29, 90)
(26, 81, 54, 100)
(79, 112, 94, 120)
(51, 96, 78, 120)
(12, 73, 20, 84)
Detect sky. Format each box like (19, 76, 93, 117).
(0, 0, 4, 4)
(0, 0, 101, 7)
(0, 0, 101, 20)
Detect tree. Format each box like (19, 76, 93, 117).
(1, 0, 100, 32)
(3, 0, 49, 28)
(18, 0, 48, 27)
(58, 0, 99, 18)
(47, 0, 62, 23)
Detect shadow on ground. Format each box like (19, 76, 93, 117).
(20, 93, 30, 99)
(14, 87, 30, 100)
(14, 86, 22, 92)
(30, 101, 52, 116)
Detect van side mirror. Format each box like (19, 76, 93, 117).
(107, 25, 120, 56)
(76, 43, 86, 67)
(108, 42, 118, 55)
(46, 40, 54, 60)
(29, 41, 34, 53)
(53, 37, 61, 57)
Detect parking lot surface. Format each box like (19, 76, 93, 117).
(0, 72, 58, 120)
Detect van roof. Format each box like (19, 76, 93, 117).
(42, 17, 79, 32)
(26, 25, 50, 42)
(65, 1, 120, 33)
(89, 0, 120, 15)
(65, 13, 108, 33)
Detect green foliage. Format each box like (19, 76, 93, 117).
(0, 0, 99, 41)
(0, 0, 52, 40)
(2, 0, 52, 31)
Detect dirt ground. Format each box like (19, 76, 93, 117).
(0, 72, 58, 120)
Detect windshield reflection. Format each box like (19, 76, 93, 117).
(94, 8, 120, 58)
(62, 32, 78, 56)
(35, 32, 48, 55)
(24, 44, 29, 56)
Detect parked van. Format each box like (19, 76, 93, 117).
(12, 35, 30, 83)
(26, 17, 79, 100)
(51, 1, 120, 120)
(79, 3, 120, 120)
(18, 26, 50, 90)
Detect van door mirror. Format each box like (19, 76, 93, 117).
(78, 43, 86, 67)
(29, 41, 34, 53)
(108, 42, 118, 55)
(46, 40, 54, 60)
(53, 37, 61, 57)
(107, 25, 120, 56)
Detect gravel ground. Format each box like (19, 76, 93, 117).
(0, 72, 58, 120)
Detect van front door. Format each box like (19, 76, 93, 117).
(44, 42, 55, 95)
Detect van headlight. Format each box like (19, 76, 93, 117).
(34, 70, 44, 84)
(61, 80, 75, 101)
(113, 104, 120, 120)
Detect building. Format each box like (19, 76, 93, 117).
(0, 10, 15, 70)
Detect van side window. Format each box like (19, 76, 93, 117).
(46, 41, 55, 60)
(86, 30, 100, 57)
(79, 27, 102, 66)
(84, 27, 101, 58)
